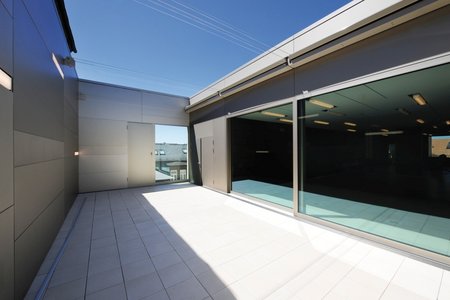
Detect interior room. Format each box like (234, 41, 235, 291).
(299, 63, 450, 256)
(230, 104, 293, 208)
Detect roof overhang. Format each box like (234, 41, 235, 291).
(55, 0, 77, 53)
(186, 0, 449, 113)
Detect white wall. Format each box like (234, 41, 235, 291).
(78, 81, 189, 192)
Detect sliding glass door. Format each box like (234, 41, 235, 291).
(230, 103, 293, 208)
(297, 63, 450, 257)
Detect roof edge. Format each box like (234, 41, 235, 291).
(55, 0, 77, 53)
(188, 0, 421, 108)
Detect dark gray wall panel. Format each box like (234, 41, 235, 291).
(13, 0, 64, 141)
(0, 207, 14, 300)
(191, 7, 450, 125)
(1, 0, 12, 16)
(64, 72, 79, 114)
(22, 0, 70, 55)
(0, 89, 13, 212)
(14, 193, 64, 299)
(14, 159, 64, 238)
(224, 70, 295, 114)
(0, 3, 13, 75)
(294, 6, 450, 95)
(142, 91, 189, 126)
(190, 100, 224, 124)
(190, 70, 295, 124)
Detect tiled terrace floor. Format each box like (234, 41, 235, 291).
(27, 183, 449, 300)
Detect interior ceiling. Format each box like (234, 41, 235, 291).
(239, 63, 450, 136)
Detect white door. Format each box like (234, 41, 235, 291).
(128, 122, 155, 187)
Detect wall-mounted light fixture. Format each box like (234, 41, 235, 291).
(446, 120, 450, 125)
(261, 111, 286, 118)
(62, 56, 76, 67)
(309, 99, 335, 109)
(409, 93, 427, 106)
(74, 151, 79, 156)
(52, 53, 64, 79)
(0, 67, 12, 91)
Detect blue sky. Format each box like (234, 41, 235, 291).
(66, 0, 350, 97)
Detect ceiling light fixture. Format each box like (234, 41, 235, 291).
(347, 129, 357, 132)
(365, 130, 404, 136)
(344, 122, 357, 127)
(298, 113, 319, 120)
(381, 129, 389, 132)
(279, 118, 293, 123)
(314, 120, 330, 125)
(396, 108, 411, 116)
(261, 111, 286, 118)
(309, 99, 335, 109)
(0, 67, 12, 91)
(52, 53, 64, 79)
(409, 93, 427, 106)
(416, 118, 425, 124)
(446, 120, 450, 125)
(327, 111, 345, 117)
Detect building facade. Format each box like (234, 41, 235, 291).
(0, 0, 78, 298)
(188, 0, 450, 265)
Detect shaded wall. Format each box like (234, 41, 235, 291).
(0, 1, 78, 299)
(78, 81, 189, 192)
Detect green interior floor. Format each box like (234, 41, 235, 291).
(232, 179, 450, 256)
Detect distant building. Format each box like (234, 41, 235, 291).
(155, 143, 188, 181)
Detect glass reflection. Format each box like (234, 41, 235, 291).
(231, 104, 293, 207)
(298, 63, 450, 256)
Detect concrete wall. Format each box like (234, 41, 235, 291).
(189, 5, 450, 189)
(78, 80, 189, 192)
(0, 1, 78, 299)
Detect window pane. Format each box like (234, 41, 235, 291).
(298, 63, 450, 256)
(231, 104, 293, 208)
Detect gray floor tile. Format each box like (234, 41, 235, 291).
(158, 262, 194, 288)
(152, 250, 183, 270)
(86, 267, 123, 295)
(119, 246, 150, 265)
(89, 255, 121, 276)
(146, 240, 174, 257)
(90, 244, 119, 260)
(125, 272, 164, 300)
(91, 236, 117, 249)
(139, 289, 170, 300)
(49, 264, 87, 287)
(166, 277, 209, 300)
(86, 283, 126, 300)
(44, 277, 86, 300)
(197, 269, 227, 295)
(122, 258, 156, 282)
(185, 257, 211, 276)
